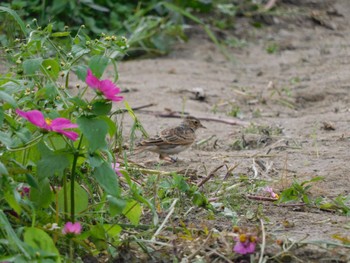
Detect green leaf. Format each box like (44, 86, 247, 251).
(22, 58, 43, 75)
(0, 131, 12, 147)
(88, 153, 104, 168)
(4, 190, 21, 215)
(35, 83, 58, 100)
(0, 161, 8, 175)
(90, 224, 105, 240)
(37, 150, 70, 180)
(192, 191, 208, 207)
(0, 106, 3, 126)
(88, 55, 109, 78)
(57, 181, 88, 214)
(173, 174, 190, 192)
(91, 101, 112, 116)
(0, 211, 31, 258)
(30, 178, 54, 208)
(103, 224, 122, 239)
(0, 91, 17, 108)
(77, 116, 108, 152)
(25, 173, 39, 189)
(71, 45, 90, 59)
(24, 227, 60, 262)
(0, 6, 27, 36)
(123, 200, 142, 225)
(99, 115, 117, 137)
(73, 65, 89, 82)
(50, 31, 71, 37)
(41, 59, 60, 81)
(108, 195, 126, 216)
(93, 162, 119, 197)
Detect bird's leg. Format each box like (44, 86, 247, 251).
(159, 154, 176, 163)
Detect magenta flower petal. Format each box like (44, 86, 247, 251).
(246, 241, 256, 253)
(234, 241, 256, 255)
(16, 109, 47, 129)
(17, 109, 79, 141)
(86, 69, 101, 89)
(85, 69, 123, 102)
(99, 80, 123, 102)
(62, 222, 82, 235)
(234, 241, 248, 255)
(56, 130, 79, 141)
(51, 118, 79, 130)
(99, 79, 120, 93)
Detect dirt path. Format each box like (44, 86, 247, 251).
(115, 0, 350, 261)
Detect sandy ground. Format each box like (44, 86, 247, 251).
(112, 0, 350, 261)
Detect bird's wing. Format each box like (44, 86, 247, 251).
(138, 126, 195, 146)
(159, 126, 195, 145)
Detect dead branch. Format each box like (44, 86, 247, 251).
(197, 164, 225, 188)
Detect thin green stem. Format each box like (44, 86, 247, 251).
(70, 153, 78, 223)
(70, 135, 83, 223)
(63, 174, 68, 222)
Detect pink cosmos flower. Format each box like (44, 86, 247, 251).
(112, 162, 122, 177)
(62, 222, 82, 235)
(234, 234, 257, 255)
(16, 109, 79, 141)
(265, 186, 279, 199)
(86, 69, 123, 102)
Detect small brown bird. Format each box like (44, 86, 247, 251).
(136, 116, 206, 162)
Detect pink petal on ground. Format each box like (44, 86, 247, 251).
(16, 109, 47, 129)
(86, 69, 101, 89)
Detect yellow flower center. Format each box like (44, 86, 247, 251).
(45, 118, 52, 126)
(239, 234, 247, 243)
(250, 236, 257, 243)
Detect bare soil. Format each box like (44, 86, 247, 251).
(111, 0, 350, 261)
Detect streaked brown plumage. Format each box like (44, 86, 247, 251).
(136, 116, 205, 161)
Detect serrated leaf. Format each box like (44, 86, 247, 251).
(77, 116, 108, 152)
(71, 45, 90, 58)
(88, 55, 109, 78)
(22, 58, 43, 75)
(93, 162, 119, 197)
(37, 145, 70, 180)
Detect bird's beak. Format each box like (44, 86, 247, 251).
(200, 123, 206, 129)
